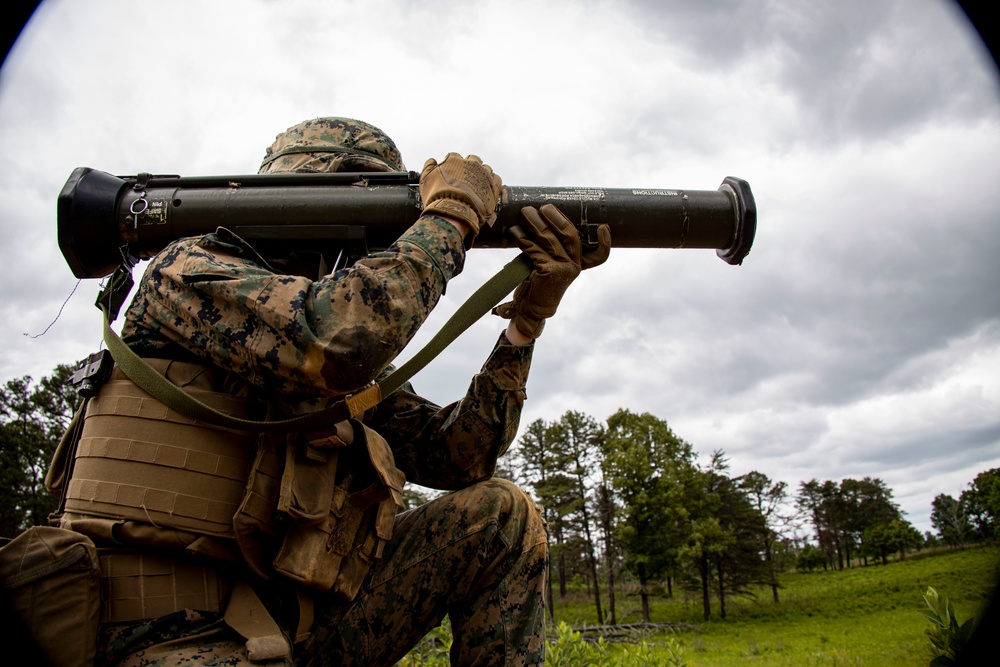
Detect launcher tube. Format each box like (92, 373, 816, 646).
(57, 168, 756, 279)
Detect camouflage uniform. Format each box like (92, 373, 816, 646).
(90, 118, 548, 666)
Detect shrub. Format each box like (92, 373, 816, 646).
(397, 620, 687, 666)
(545, 622, 686, 667)
(919, 586, 976, 666)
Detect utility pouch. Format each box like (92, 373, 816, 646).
(272, 422, 405, 597)
(0, 527, 101, 667)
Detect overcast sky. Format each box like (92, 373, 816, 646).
(1, 0, 998, 535)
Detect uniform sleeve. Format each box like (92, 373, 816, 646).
(366, 332, 533, 489)
(122, 215, 466, 399)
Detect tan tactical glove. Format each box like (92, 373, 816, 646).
(495, 204, 612, 339)
(419, 153, 503, 235)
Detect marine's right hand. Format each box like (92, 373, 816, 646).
(419, 153, 503, 236)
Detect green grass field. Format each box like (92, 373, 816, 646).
(549, 546, 999, 666)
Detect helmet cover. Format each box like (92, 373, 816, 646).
(259, 117, 404, 174)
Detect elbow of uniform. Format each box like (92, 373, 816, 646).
(323, 326, 398, 393)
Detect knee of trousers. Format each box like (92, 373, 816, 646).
(455, 478, 549, 555)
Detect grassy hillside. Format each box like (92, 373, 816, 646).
(550, 546, 1000, 666)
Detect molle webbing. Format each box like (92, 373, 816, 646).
(100, 551, 296, 658)
(64, 363, 259, 538)
(99, 550, 230, 623)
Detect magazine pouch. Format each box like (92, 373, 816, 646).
(272, 421, 404, 598)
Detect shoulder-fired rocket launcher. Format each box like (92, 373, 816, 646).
(57, 168, 756, 279)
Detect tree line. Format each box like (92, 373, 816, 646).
(930, 469, 1000, 548)
(2, 366, 999, 627)
(499, 409, 1000, 625)
(499, 409, 787, 623)
(0, 364, 76, 537)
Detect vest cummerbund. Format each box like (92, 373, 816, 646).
(65, 366, 260, 538)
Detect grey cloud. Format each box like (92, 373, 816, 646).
(623, 0, 1000, 145)
(857, 423, 1000, 473)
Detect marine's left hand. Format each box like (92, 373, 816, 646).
(495, 204, 611, 340)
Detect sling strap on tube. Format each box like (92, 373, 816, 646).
(100, 253, 533, 432)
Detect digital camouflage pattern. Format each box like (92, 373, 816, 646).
(99, 609, 275, 667)
(305, 478, 548, 666)
(259, 117, 406, 174)
(121, 212, 534, 483)
(89, 117, 549, 663)
(121, 217, 465, 406)
(105, 137, 548, 663)
(98, 480, 547, 666)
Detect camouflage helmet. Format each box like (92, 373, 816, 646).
(259, 117, 405, 174)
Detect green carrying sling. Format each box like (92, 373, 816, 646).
(97, 253, 533, 431)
